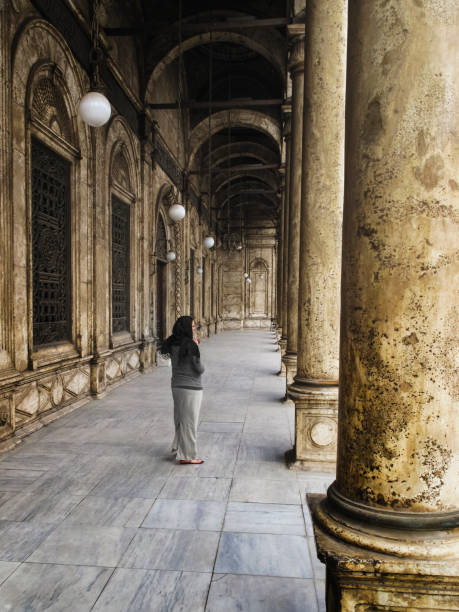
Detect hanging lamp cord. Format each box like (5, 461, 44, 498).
(90, 0, 103, 90)
(207, 29, 213, 226)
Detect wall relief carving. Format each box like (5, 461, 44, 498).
(31, 76, 73, 142)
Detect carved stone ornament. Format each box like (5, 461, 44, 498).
(112, 145, 132, 193)
(31, 76, 73, 143)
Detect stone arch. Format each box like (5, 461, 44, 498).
(248, 257, 269, 318)
(189, 110, 281, 169)
(11, 18, 91, 369)
(106, 116, 140, 340)
(204, 142, 279, 169)
(146, 26, 285, 99)
(214, 170, 279, 194)
(12, 19, 89, 156)
(106, 116, 139, 201)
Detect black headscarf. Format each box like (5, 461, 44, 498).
(161, 315, 200, 362)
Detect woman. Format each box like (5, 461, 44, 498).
(161, 316, 205, 464)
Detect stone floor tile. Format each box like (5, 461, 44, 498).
(302, 503, 315, 536)
(223, 502, 305, 536)
(28, 524, 136, 567)
(198, 457, 238, 479)
(0, 561, 19, 585)
(200, 408, 247, 423)
(0, 563, 113, 611)
(237, 434, 291, 462)
(92, 568, 211, 611)
(64, 496, 154, 527)
(0, 468, 45, 491)
(159, 476, 231, 501)
(315, 579, 326, 612)
(0, 521, 57, 562)
(215, 532, 313, 579)
(142, 499, 226, 531)
(0, 491, 17, 507)
(0, 491, 84, 524)
(199, 421, 244, 433)
(297, 473, 335, 496)
(0, 452, 74, 472)
(120, 529, 219, 572)
(308, 536, 326, 580)
(206, 574, 318, 612)
(233, 460, 298, 481)
(229, 477, 301, 505)
(90, 470, 168, 499)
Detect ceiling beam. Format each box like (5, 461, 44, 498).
(148, 98, 282, 110)
(189, 163, 280, 175)
(104, 18, 290, 37)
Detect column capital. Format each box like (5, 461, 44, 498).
(287, 25, 306, 75)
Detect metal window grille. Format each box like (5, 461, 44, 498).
(31, 138, 71, 347)
(112, 195, 130, 333)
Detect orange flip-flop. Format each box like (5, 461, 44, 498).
(179, 459, 204, 464)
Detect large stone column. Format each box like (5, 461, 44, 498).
(275, 172, 285, 340)
(287, 0, 347, 471)
(282, 26, 305, 387)
(311, 1, 459, 608)
(0, 4, 12, 375)
(278, 106, 292, 373)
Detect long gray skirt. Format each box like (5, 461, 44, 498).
(171, 387, 203, 461)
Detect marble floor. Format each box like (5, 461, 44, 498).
(0, 330, 334, 611)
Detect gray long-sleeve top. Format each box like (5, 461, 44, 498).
(170, 344, 205, 390)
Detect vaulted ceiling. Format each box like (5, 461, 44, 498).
(104, 0, 289, 237)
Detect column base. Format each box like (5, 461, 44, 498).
(277, 338, 287, 375)
(282, 352, 297, 386)
(285, 447, 336, 472)
(308, 494, 459, 611)
(287, 378, 338, 471)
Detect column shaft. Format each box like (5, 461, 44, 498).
(312, 1, 459, 608)
(0, 5, 12, 374)
(279, 113, 291, 369)
(288, 0, 347, 470)
(282, 30, 305, 386)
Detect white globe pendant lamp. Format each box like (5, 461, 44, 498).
(243, 272, 248, 278)
(168, 203, 186, 222)
(166, 251, 176, 262)
(246, 278, 252, 284)
(197, 266, 203, 275)
(79, 91, 111, 127)
(203, 236, 215, 249)
(79, 1, 111, 128)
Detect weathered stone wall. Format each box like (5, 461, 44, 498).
(0, 1, 205, 445)
(0, 0, 277, 447)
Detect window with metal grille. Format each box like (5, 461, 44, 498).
(31, 138, 71, 347)
(112, 196, 130, 333)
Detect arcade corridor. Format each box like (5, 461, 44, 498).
(0, 330, 332, 611)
